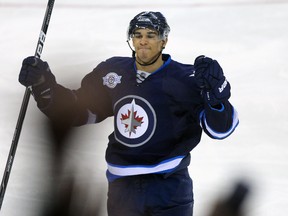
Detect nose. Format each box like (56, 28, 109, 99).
(139, 36, 148, 45)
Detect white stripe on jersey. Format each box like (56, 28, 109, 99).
(107, 156, 185, 176)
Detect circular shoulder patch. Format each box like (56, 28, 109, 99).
(114, 95, 156, 147)
(102, 72, 122, 88)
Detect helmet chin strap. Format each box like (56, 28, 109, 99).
(126, 40, 163, 66)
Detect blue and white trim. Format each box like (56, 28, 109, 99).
(107, 156, 185, 177)
(86, 109, 97, 124)
(200, 106, 239, 139)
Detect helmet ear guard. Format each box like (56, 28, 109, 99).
(127, 11, 170, 41)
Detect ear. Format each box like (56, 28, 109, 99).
(162, 38, 168, 50)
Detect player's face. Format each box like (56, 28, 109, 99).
(132, 28, 166, 63)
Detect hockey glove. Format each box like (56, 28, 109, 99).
(194, 55, 231, 106)
(19, 56, 56, 99)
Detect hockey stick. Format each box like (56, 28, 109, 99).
(0, 0, 55, 210)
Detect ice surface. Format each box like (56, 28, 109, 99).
(1, 0, 288, 215)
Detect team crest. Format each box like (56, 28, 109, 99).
(120, 99, 144, 137)
(103, 72, 122, 88)
(114, 95, 156, 147)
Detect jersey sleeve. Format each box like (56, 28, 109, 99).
(76, 62, 114, 123)
(199, 100, 239, 139)
(35, 61, 113, 126)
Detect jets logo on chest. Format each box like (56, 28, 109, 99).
(120, 99, 144, 137)
(114, 95, 156, 147)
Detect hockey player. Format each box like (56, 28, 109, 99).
(19, 11, 239, 216)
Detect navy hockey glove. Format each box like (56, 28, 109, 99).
(194, 55, 231, 106)
(19, 56, 56, 99)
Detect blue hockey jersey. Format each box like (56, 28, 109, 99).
(37, 54, 239, 181)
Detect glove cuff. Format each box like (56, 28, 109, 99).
(31, 82, 52, 99)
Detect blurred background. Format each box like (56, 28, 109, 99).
(1, 0, 288, 215)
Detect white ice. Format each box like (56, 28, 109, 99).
(1, 0, 288, 215)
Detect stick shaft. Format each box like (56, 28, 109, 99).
(0, 0, 55, 210)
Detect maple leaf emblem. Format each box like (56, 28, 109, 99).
(120, 99, 144, 137)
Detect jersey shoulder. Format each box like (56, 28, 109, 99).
(168, 59, 195, 80)
(101, 56, 134, 68)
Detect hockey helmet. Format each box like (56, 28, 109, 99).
(127, 11, 170, 40)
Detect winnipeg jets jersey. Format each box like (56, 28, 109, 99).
(37, 54, 239, 181)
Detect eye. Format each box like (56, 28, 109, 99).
(133, 33, 142, 39)
(147, 34, 157, 39)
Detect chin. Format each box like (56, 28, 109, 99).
(137, 54, 150, 60)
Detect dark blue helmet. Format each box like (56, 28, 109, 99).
(127, 11, 170, 40)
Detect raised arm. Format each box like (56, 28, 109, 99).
(193, 55, 239, 139)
